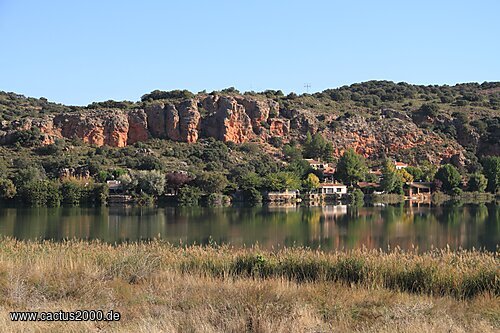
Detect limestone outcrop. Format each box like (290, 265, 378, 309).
(0, 93, 471, 166)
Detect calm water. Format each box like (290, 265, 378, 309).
(0, 204, 498, 251)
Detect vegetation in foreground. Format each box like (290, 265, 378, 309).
(0, 239, 498, 332)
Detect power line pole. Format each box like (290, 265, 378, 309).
(304, 83, 311, 93)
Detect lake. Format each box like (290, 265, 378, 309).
(0, 203, 498, 251)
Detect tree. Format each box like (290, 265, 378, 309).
(177, 185, 202, 206)
(303, 132, 333, 162)
(134, 170, 166, 196)
(19, 180, 61, 206)
(283, 144, 303, 162)
(61, 180, 84, 205)
(166, 172, 191, 191)
(349, 188, 364, 206)
(380, 159, 399, 193)
(238, 172, 263, 205)
(467, 173, 487, 192)
(302, 173, 320, 192)
(334, 149, 367, 185)
(419, 103, 439, 117)
(118, 173, 138, 192)
(265, 172, 301, 191)
(481, 156, 499, 193)
(405, 166, 424, 182)
(435, 164, 462, 192)
(0, 179, 16, 200)
(196, 171, 229, 194)
(420, 161, 437, 182)
(397, 168, 414, 183)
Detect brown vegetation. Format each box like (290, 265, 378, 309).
(0, 239, 498, 332)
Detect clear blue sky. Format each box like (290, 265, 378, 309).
(1, 0, 499, 105)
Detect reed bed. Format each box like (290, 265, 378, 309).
(0, 238, 498, 332)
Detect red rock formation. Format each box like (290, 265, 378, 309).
(269, 118, 290, 137)
(144, 102, 167, 138)
(235, 97, 278, 134)
(127, 109, 149, 144)
(177, 100, 200, 143)
(53, 111, 130, 147)
(202, 95, 254, 143)
(165, 104, 181, 141)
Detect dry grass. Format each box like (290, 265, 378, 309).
(0, 239, 498, 332)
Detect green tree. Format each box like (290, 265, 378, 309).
(419, 103, 439, 117)
(334, 149, 367, 185)
(61, 180, 84, 205)
(420, 161, 437, 182)
(134, 170, 166, 196)
(405, 166, 424, 182)
(0, 178, 16, 200)
(196, 171, 229, 194)
(283, 144, 303, 162)
(303, 132, 333, 162)
(177, 185, 202, 206)
(302, 173, 320, 192)
(435, 164, 462, 192)
(467, 173, 487, 192)
(19, 180, 61, 206)
(349, 188, 364, 206)
(380, 159, 399, 193)
(265, 172, 301, 191)
(481, 156, 499, 193)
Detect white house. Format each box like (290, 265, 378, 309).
(394, 161, 408, 170)
(305, 158, 329, 170)
(317, 183, 347, 196)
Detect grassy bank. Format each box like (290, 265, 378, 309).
(0, 239, 498, 332)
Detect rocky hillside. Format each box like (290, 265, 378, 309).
(1, 81, 499, 168)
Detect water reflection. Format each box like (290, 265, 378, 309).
(0, 203, 497, 251)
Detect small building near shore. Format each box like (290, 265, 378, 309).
(106, 180, 123, 194)
(264, 189, 301, 203)
(404, 182, 432, 200)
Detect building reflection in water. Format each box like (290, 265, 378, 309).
(0, 203, 497, 252)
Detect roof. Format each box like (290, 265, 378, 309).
(357, 182, 380, 188)
(406, 182, 432, 189)
(323, 167, 336, 174)
(305, 158, 322, 165)
(394, 161, 408, 166)
(319, 183, 346, 188)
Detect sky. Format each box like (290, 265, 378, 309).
(0, 0, 499, 105)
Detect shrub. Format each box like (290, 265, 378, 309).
(0, 178, 16, 200)
(467, 173, 487, 192)
(435, 164, 462, 193)
(177, 185, 202, 206)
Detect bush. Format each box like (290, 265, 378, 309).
(419, 103, 439, 117)
(467, 173, 487, 192)
(0, 178, 16, 200)
(349, 188, 364, 206)
(19, 180, 61, 207)
(177, 186, 202, 206)
(61, 180, 84, 205)
(206, 193, 231, 207)
(435, 165, 462, 193)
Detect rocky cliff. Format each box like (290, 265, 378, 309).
(2, 81, 499, 166)
(1, 95, 286, 147)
